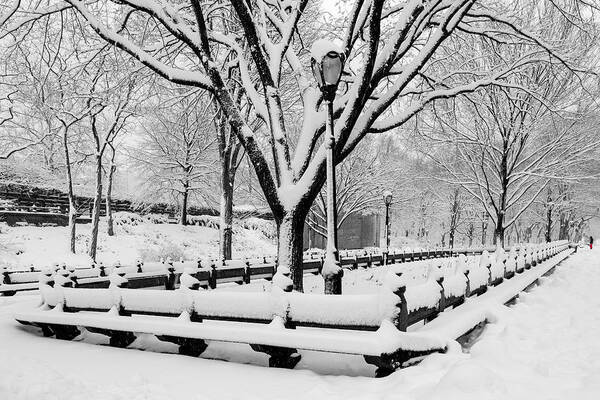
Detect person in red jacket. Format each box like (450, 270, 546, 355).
(590, 236, 594, 250)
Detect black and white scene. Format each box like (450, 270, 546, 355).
(1, 0, 599, 398)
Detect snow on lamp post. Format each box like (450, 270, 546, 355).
(383, 191, 393, 265)
(311, 39, 345, 295)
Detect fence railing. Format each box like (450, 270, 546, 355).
(1, 244, 534, 296)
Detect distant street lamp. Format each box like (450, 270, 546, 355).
(311, 39, 345, 295)
(383, 191, 393, 264)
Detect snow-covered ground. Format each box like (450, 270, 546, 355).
(0, 220, 276, 268)
(0, 247, 598, 399)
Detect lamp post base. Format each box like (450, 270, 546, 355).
(322, 255, 343, 295)
(324, 270, 343, 294)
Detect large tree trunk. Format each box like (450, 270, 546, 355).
(63, 128, 76, 254)
(88, 155, 102, 261)
(106, 163, 116, 236)
(275, 206, 309, 292)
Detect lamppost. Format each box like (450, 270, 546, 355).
(383, 191, 393, 264)
(310, 39, 345, 295)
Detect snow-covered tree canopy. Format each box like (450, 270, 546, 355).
(4, 0, 597, 217)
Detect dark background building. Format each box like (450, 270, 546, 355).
(303, 213, 381, 250)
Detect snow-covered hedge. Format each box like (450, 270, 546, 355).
(187, 215, 220, 229)
(240, 217, 276, 240)
(143, 213, 170, 224)
(113, 211, 145, 226)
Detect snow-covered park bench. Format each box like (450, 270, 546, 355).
(0, 249, 404, 296)
(14, 241, 571, 376)
(0, 205, 69, 226)
(0, 245, 549, 296)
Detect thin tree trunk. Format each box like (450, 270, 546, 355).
(219, 173, 234, 260)
(545, 208, 552, 242)
(467, 222, 474, 247)
(88, 155, 102, 261)
(545, 189, 552, 242)
(494, 212, 505, 248)
(215, 104, 238, 262)
(448, 188, 459, 249)
(106, 158, 116, 236)
(180, 184, 189, 226)
(62, 127, 76, 254)
(558, 213, 570, 240)
(481, 213, 488, 245)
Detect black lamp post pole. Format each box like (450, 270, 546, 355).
(384, 202, 391, 264)
(323, 95, 342, 294)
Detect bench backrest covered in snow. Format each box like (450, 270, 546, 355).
(1, 245, 524, 296)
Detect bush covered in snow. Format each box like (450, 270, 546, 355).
(113, 212, 172, 226)
(187, 215, 220, 229)
(240, 217, 276, 240)
(143, 213, 170, 224)
(113, 211, 145, 226)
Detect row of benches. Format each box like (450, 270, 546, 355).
(0, 204, 94, 226)
(14, 241, 571, 376)
(1, 245, 520, 296)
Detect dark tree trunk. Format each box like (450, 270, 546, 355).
(88, 155, 102, 261)
(63, 128, 76, 254)
(215, 105, 241, 262)
(106, 162, 116, 237)
(481, 214, 488, 245)
(545, 189, 552, 242)
(180, 184, 189, 226)
(467, 222, 474, 247)
(448, 188, 460, 249)
(558, 213, 570, 240)
(494, 212, 505, 248)
(219, 165, 234, 260)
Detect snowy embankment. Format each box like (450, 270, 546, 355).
(0, 219, 276, 268)
(0, 248, 598, 399)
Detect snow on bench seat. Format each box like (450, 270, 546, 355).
(0, 281, 39, 292)
(121, 289, 186, 315)
(6, 271, 41, 284)
(13, 308, 446, 358)
(63, 288, 114, 311)
(193, 291, 284, 321)
(287, 292, 397, 329)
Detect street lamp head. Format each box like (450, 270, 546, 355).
(383, 190, 393, 206)
(310, 39, 345, 101)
